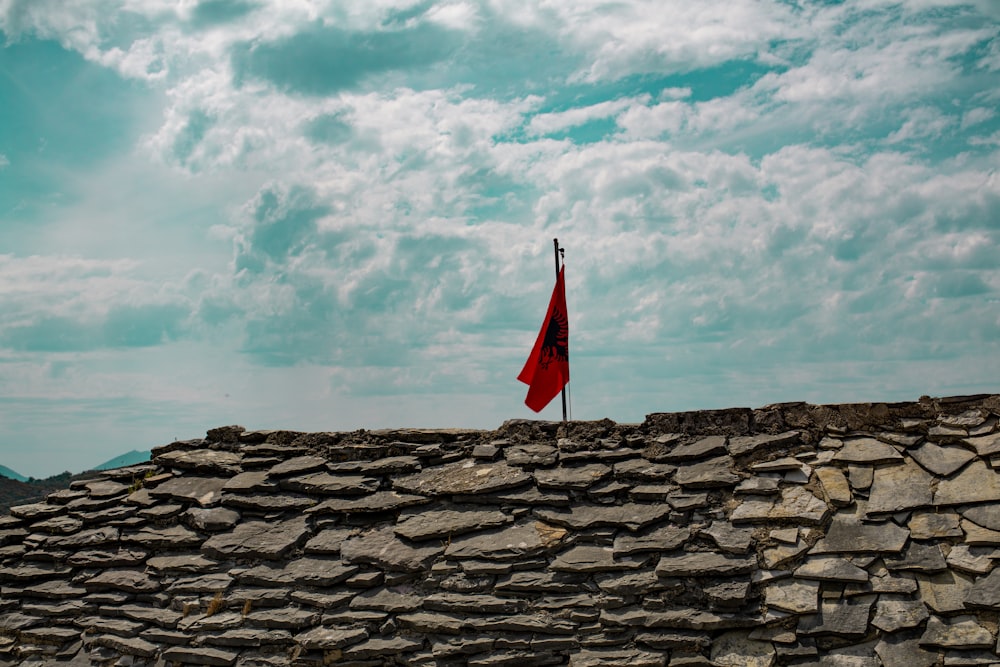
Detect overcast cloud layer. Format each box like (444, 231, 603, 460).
(1, 0, 998, 477)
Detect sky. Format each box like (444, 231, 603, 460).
(0, 0, 998, 478)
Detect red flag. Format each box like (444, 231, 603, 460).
(518, 267, 569, 412)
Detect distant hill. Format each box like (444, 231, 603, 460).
(93, 449, 151, 471)
(0, 472, 78, 515)
(0, 465, 27, 482)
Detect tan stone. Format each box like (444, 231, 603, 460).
(815, 467, 852, 506)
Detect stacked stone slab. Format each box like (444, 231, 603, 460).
(1, 395, 1000, 666)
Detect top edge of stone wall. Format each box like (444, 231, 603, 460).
(153, 394, 1000, 458)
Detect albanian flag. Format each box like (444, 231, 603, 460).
(517, 266, 569, 412)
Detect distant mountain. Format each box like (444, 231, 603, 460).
(93, 449, 151, 471)
(0, 465, 27, 482)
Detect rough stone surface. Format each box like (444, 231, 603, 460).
(0, 396, 997, 667)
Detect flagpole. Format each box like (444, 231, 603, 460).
(553, 238, 568, 423)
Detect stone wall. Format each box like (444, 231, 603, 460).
(1, 394, 1000, 667)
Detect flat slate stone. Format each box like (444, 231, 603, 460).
(764, 578, 819, 614)
(10, 503, 65, 521)
(909, 441, 976, 477)
(445, 521, 567, 561)
(535, 464, 611, 490)
(166, 572, 233, 593)
(595, 570, 666, 595)
(600, 608, 759, 631)
(810, 511, 909, 553)
(239, 557, 357, 586)
(505, 444, 558, 467)
(884, 542, 947, 572)
(871, 599, 929, 632)
(222, 471, 276, 493)
(700, 522, 754, 554)
(162, 646, 239, 666)
(0, 563, 72, 581)
(833, 438, 904, 464)
(342, 636, 424, 659)
(125, 524, 203, 549)
(146, 554, 219, 573)
(909, 511, 963, 539)
(799, 596, 874, 637)
(613, 525, 690, 555)
(673, 455, 740, 488)
(266, 455, 328, 477)
(155, 448, 242, 473)
(88, 634, 159, 658)
(613, 459, 676, 480)
(342, 525, 445, 571)
(537, 503, 674, 532)
(243, 608, 318, 629)
(148, 476, 228, 507)
(221, 493, 316, 512)
(963, 433, 1000, 457)
(935, 460, 1000, 505)
(794, 556, 868, 583)
(294, 626, 368, 650)
(395, 506, 511, 540)
(185, 507, 241, 531)
(711, 631, 776, 667)
(202, 517, 309, 560)
(916, 570, 974, 613)
(875, 637, 938, 667)
(962, 568, 1000, 608)
(815, 467, 852, 506)
(569, 649, 668, 667)
(946, 545, 996, 574)
(84, 480, 129, 498)
(550, 545, 645, 573)
(308, 491, 430, 514)
(919, 615, 993, 649)
(654, 551, 755, 577)
(728, 431, 799, 457)
(730, 486, 828, 525)
(279, 472, 379, 495)
(394, 460, 531, 496)
(328, 455, 422, 475)
(662, 436, 727, 462)
(67, 547, 148, 568)
(20, 580, 88, 599)
(84, 570, 160, 593)
(960, 504, 1000, 531)
(865, 459, 935, 514)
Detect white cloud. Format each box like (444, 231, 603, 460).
(527, 97, 643, 136)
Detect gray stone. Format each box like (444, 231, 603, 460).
(963, 433, 1000, 457)
(202, 518, 309, 560)
(728, 431, 800, 457)
(342, 636, 424, 659)
(148, 476, 228, 506)
(424, 593, 524, 614)
(31, 515, 83, 535)
(884, 542, 947, 572)
(700, 522, 754, 554)
(146, 554, 219, 573)
(84, 570, 160, 593)
(162, 646, 239, 666)
(394, 460, 531, 495)
(865, 459, 935, 515)
(799, 596, 875, 637)
(156, 447, 241, 472)
(613, 458, 676, 480)
(279, 472, 379, 495)
(730, 486, 828, 524)
(960, 503, 1000, 531)
(535, 464, 611, 490)
(495, 571, 588, 593)
(847, 465, 874, 490)
(10, 503, 65, 521)
(761, 536, 810, 568)
(266, 455, 327, 477)
(293, 626, 368, 650)
(117, 605, 184, 628)
(961, 518, 1000, 545)
(88, 634, 159, 658)
(875, 637, 938, 667)
(303, 526, 356, 554)
(185, 507, 241, 531)
(445, 521, 567, 561)
(673, 455, 740, 488)
(308, 490, 430, 514)
(654, 551, 755, 576)
(349, 587, 421, 612)
(946, 544, 996, 574)
(328, 455, 422, 475)
(794, 557, 868, 583)
(44, 526, 120, 548)
(166, 572, 233, 593)
(125, 524, 203, 549)
(663, 436, 728, 461)
(735, 476, 781, 495)
(935, 460, 1000, 505)
(239, 557, 357, 586)
(600, 607, 759, 630)
(810, 511, 909, 553)
(833, 438, 904, 464)
(342, 525, 445, 571)
(909, 511, 963, 539)
(710, 631, 776, 667)
(395, 506, 511, 540)
(222, 471, 276, 493)
(871, 599, 929, 632)
(537, 503, 674, 532)
(243, 608, 318, 629)
(815, 467, 852, 506)
(68, 546, 149, 568)
(916, 570, 975, 613)
(765, 578, 819, 613)
(550, 545, 645, 573)
(595, 571, 667, 595)
(221, 493, 316, 512)
(505, 444, 558, 467)
(568, 648, 667, 667)
(919, 614, 993, 649)
(962, 567, 1000, 608)
(613, 524, 690, 555)
(909, 441, 977, 476)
